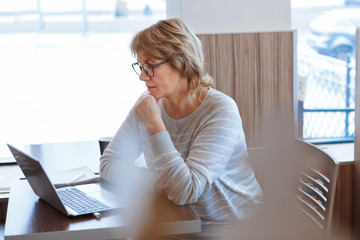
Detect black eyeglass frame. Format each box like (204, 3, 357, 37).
(131, 60, 169, 77)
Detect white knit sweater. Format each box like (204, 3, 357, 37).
(100, 88, 263, 227)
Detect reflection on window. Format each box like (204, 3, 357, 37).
(0, 0, 166, 158)
(292, 0, 358, 143)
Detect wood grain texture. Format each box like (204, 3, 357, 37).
(233, 33, 259, 147)
(331, 163, 353, 239)
(258, 32, 294, 132)
(198, 31, 294, 147)
(5, 181, 200, 239)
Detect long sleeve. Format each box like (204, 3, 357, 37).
(150, 89, 262, 223)
(150, 100, 245, 206)
(100, 88, 262, 223)
(99, 108, 143, 183)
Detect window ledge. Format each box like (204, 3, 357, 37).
(314, 142, 354, 164)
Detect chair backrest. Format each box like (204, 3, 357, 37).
(247, 139, 339, 236)
(296, 139, 339, 236)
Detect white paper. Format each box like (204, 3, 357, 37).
(49, 166, 100, 187)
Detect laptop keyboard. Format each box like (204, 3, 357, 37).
(57, 187, 110, 214)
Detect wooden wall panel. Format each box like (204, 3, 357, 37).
(198, 34, 235, 96)
(198, 31, 294, 147)
(258, 32, 279, 121)
(331, 163, 353, 239)
(258, 32, 294, 126)
(198, 34, 217, 88)
(233, 33, 259, 147)
(214, 34, 235, 96)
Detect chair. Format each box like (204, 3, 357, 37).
(247, 138, 339, 237)
(296, 139, 339, 237)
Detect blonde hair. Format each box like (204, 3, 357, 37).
(130, 18, 214, 90)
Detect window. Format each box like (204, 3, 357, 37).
(0, 0, 166, 159)
(292, 0, 358, 143)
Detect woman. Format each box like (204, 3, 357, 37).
(100, 18, 262, 238)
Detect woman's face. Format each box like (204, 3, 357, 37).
(138, 59, 187, 100)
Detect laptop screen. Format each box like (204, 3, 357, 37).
(7, 144, 68, 215)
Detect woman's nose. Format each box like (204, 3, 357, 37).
(139, 70, 150, 81)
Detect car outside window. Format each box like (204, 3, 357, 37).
(293, 1, 357, 143)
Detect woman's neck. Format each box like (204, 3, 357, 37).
(163, 87, 203, 119)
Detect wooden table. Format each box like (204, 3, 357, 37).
(4, 181, 200, 240)
(3, 141, 201, 239)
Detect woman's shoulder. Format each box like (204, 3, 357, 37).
(206, 88, 237, 109)
(201, 88, 242, 125)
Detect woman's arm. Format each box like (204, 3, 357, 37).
(151, 103, 246, 205)
(99, 107, 143, 183)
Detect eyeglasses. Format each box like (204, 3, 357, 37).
(131, 60, 168, 77)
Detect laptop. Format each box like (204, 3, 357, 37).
(7, 143, 121, 218)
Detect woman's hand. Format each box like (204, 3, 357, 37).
(155, 180, 167, 197)
(135, 94, 166, 136)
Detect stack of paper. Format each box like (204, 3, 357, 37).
(48, 166, 100, 187)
